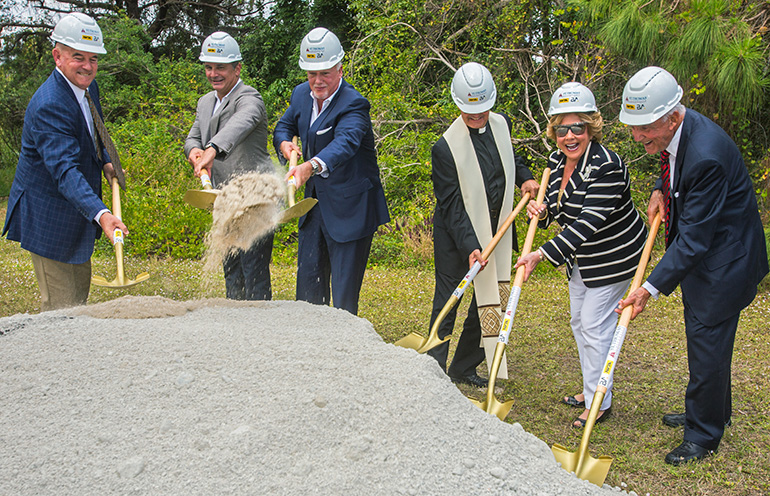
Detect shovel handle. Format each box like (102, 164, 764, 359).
(596, 212, 663, 393)
(110, 175, 122, 220)
(513, 168, 551, 288)
(618, 212, 663, 327)
(287, 136, 300, 207)
(480, 193, 531, 261)
(480, 169, 551, 411)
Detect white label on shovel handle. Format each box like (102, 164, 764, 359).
(112, 228, 124, 246)
(497, 285, 522, 345)
(452, 261, 482, 299)
(200, 172, 213, 189)
(597, 324, 627, 388)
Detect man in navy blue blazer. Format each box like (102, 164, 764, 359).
(2, 13, 126, 311)
(273, 27, 389, 315)
(618, 67, 768, 465)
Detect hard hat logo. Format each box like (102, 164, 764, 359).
(548, 83, 597, 116)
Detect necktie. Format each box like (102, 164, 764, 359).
(660, 150, 671, 243)
(85, 90, 125, 189)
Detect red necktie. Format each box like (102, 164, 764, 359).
(660, 150, 671, 243)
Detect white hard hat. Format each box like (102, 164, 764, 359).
(298, 27, 344, 70)
(451, 62, 496, 113)
(619, 66, 683, 126)
(548, 82, 597, 116)
(51, 13, 106, 54)
(199, 31, 242, 63)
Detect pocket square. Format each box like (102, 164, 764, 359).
(317, 126, 332, 135)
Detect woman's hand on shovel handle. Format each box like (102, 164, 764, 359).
(514, 250, 541, 282)
(469, 249, 487, 271)
(616, 287, 651, 320)
(526, 200, 547, 220)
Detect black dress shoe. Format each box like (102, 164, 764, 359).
(662, 412, 732, 428)
(662, 412, 685, 427)
(664, 441, 714, 466)
(449, 372, 488, 388)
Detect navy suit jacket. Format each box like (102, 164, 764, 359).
(648, 109, 768, 326)
(3, 70, 108, 264)
(273, 79, 389, 243)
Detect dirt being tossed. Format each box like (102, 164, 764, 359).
(204, 172, 284, 273)
(0, 297, 627, 495)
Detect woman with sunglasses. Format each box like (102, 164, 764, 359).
(514, 82, 647, 428)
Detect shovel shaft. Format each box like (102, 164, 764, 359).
(396, 193, 530, 354)
(480, 193, 530, 260)
(111, 176, 122, 220)
(475, 169, 550, 417)
(560, 213, 663, 485)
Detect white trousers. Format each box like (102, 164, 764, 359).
(569, 265, 631, 411)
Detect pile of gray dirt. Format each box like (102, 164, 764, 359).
(0, 296, 633, 495)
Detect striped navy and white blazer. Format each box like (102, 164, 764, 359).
(538, 140, 647, 287)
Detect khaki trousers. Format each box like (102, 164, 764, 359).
(30, 252, 91, 311)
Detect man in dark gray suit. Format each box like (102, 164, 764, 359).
(185, 32, 276, 300)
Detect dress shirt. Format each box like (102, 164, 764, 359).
(642, 116, 684, 298)
(307, 80, 344, 177)
(55, 68, 109, 223)
(212, 79, 242, 115)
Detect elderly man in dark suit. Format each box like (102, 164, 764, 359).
(618, 66, 768, 466)
(273, 27, 390, 315)
(3, 13, 126, 311)
(185, 32, 276, 300)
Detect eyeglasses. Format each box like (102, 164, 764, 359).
(554, 123, 587, 138)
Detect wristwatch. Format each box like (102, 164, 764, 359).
(205, 142, 219, 154)
(309, 158, 320, 176)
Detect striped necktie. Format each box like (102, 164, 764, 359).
(660, 150, 671, 243)
(85, 90, 125, 189)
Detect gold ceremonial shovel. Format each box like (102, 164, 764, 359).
(91, 176, 150, 288)
(470, 168, 551, 421)
(395, 193, 531, 353)
(278, 137, 317, 224)
(551, 213, 662, 485)
(183, 171, 220, 210)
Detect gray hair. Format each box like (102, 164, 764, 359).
(663, 103, 686, 121)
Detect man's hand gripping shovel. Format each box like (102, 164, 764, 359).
(470, 168, 551, 420)
(278, 136, 317, 224)
(551, 213, 662, 486)
(394, 193, 531, 353)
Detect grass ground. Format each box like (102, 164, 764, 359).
(1, 202, 768, 495)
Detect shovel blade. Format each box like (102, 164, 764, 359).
(184, 189, 219, 210)
(394, 332, 450, 353)
(91, 271, 150, 289)
(552, 444, 612, 486)
(279, 198, 318, 223)
(469, 396, 514, 421)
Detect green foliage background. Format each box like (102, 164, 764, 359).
(0, 1, 768, 269)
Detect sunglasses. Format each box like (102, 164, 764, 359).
(554, 123, 587, 138)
